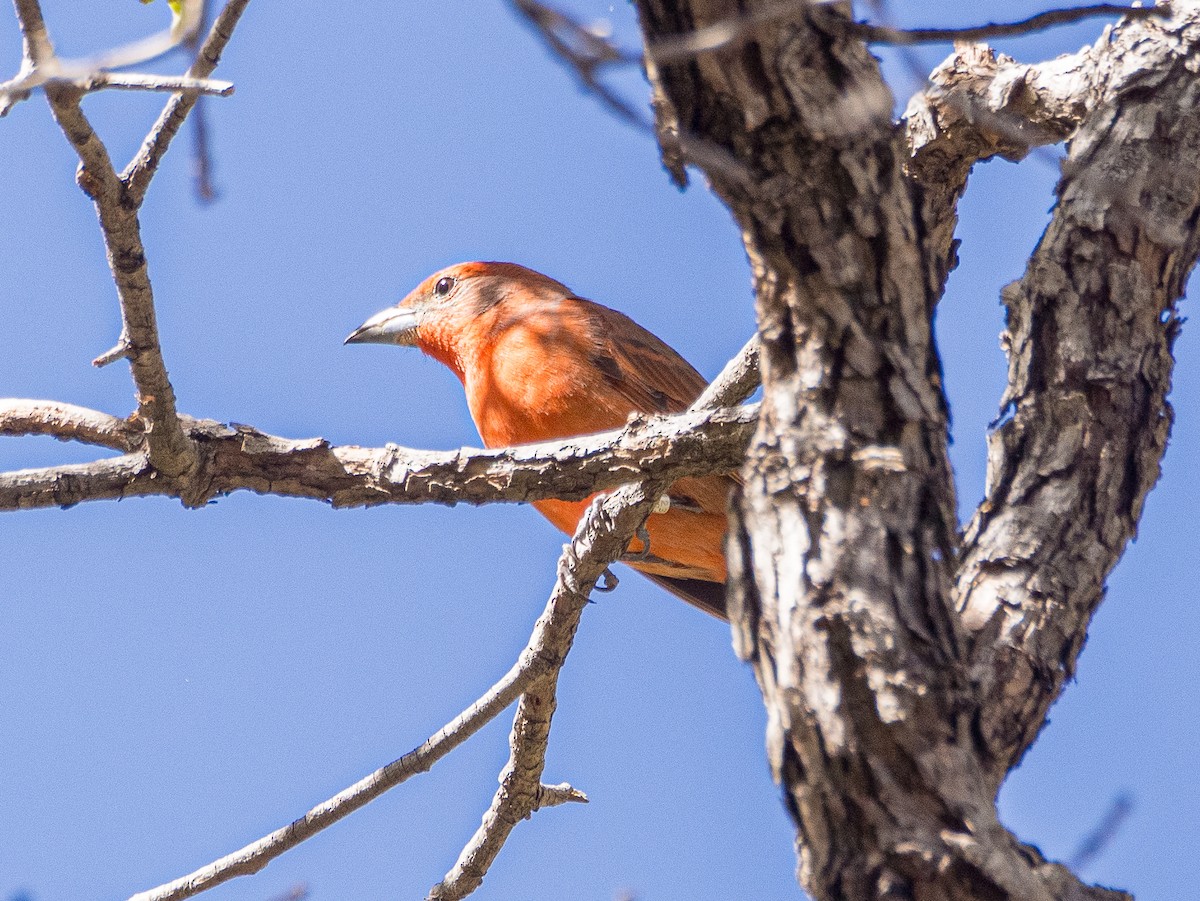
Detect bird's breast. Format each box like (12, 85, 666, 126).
(463, 331, 631, 447)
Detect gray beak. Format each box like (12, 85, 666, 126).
(344, 306, 421, 346)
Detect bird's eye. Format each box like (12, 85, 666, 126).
(434, 276, 456, 296)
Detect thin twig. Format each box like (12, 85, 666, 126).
(185, 0, 220, 203)
(1, 0, 214, 115)
(265, 884, 309, 901)
(125, 632, 561, 901)
(12, 0, 53, 67)
(76, 72, 233, 96)
(1, 67, 230, 108)
(93, 335, 133, 368)
(850, 4, 1164, 46)
(1068, 792, 1134, 871)
(507, 0, 755, 189)
(534, 782, 589, 809)
(694, 335, 759, 410)
(189, 91, 219, 202)
(49, 0, 201, 74)
(633, 1, 1161, 65)
(124, 0, 251, 203)
(510, 0, 649, 129)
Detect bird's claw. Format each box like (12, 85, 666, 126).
(596, 569, 619, 593)
(624, 524, 652, 561)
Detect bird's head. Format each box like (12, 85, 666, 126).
(345, 261, 570, 378)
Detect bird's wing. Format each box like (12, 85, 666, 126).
(576, 298, 709, 415)
(575, 295, 745, 510)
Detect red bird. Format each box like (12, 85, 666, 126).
(346, 262, 730, 619)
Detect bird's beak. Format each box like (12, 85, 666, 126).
(344, 306, 421, 346)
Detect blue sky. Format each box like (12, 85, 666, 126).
(1, 2, 1195, 900)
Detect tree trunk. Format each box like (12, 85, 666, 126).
(634, 2, 1200, 899)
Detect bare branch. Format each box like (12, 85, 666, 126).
(12, 0, 52, 67)
(694, 335, 759, 410)
(36, 0, 249, 481)
(1068, 793, 1134, 872)
(954, 2, 1200, 780)
(44, 78, 195, 475)
(265, 885, 309, 901)
(427, 482, 667, 901)
(1, 67, 231, 111)
(508, 0, 754, 189)
(533, 782, 589, 810)
(126, 600, 566, 901)
(184, 0, 221, 203)
(0, 399, 140, 451)
(850, 4, 1164, 46)
(903, 41, 1098, 296)
(189, 93, 219, 202)
(125, 473, 669, 901)
(75, 72, 233, 96)
(93, 338, 133, 368)
(0, 455, 158, 511)
(509, 0, 651, 129)
(1, 0, 215, 115)
(124, 0, 252, 203)
(524, 1, 1160, 71)
(0, 403, 757, 512)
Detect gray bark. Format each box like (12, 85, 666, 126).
(635, 2, 1199, 899)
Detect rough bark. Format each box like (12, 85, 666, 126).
(636, 2, 1199, 900)
(0, 403, 756, 511)
(953, 10, 1200, 779)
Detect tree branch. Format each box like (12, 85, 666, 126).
(850, 4, 1164, 46)
(12, 0, 52, 67)
(427, 481, 666, 901)
(125, 595, 566, 901)
(904, 38, 1109, 289)
(124, 0, 250, 203)
(74, 72, 233, 96)
(633, 1, 1150, 898)
(0, 454, 159, 511)
(507, 0, 755, 189)
(0, 403, 757, 512)
(43, 76, 194, 475)
(34, 0, 249, 481)
(1, 0, 217, 115)
(694, 334, 759, 409)
(953, 1, 1200, 780)
(0, 399, 141, 451)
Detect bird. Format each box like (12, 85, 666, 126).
(345, 262, 730, 619)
